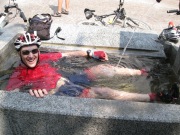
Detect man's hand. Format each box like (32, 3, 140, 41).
(29, 89, 48, 98)
(88, 50, 108, 61)
(156, 0, 161, 3)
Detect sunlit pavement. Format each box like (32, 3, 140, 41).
(0, 0, 179, 34)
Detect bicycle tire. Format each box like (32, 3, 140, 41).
(126, 18, 152, 30)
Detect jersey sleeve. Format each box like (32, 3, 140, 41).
(40, 52, 62, 61)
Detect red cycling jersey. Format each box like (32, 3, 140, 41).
(6, 52, 62, 91)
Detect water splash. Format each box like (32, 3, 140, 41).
(116, 28, 136, 67)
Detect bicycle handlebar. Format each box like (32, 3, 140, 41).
(167, 9, 180, 15)
(167, 9, 178, 13)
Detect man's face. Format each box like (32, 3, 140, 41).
(20, 45, 39, 68)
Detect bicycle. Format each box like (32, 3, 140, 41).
(0, 0, 27, 29)
(78, 0, 151, 30)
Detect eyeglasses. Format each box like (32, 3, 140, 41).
(22, 49, 39, 55)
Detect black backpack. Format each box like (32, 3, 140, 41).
(27, 13, 65, 40)
(27, 13, 53, 40)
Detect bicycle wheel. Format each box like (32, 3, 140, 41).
(77, 20, 102, 26)
(126, 18, 152, 30)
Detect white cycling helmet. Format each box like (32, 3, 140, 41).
(14, 33, 41, 51)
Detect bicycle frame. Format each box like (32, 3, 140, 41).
(94, 13, 115, 26)
(84, 0, 129, 26)
(82, 0, 151, 30)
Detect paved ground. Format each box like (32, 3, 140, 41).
(0, 0, 179, 34)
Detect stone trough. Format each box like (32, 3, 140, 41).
(0, 23, 180, 135)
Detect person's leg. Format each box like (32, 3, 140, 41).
(61, 0, 70, 15)
(84, 64, 147, 80)
(88, 83, 179, 103)
(65, 0, 70, 11)
(58, 0, 63, 13)
(89, 87, 150, 102)
(52, 0, 62, 17)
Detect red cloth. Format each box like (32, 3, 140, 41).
(6, 52, 62, 91)
(79, 89, 91, 98)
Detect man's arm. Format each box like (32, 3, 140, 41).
(62, 50, 108, 61)
(62, 50, 87, 57)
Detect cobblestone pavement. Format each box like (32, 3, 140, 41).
(0, 0, 179, 34)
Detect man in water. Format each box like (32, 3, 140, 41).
(6, 33, 179, 103)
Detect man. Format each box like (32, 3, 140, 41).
(6, 33, 179, 103)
